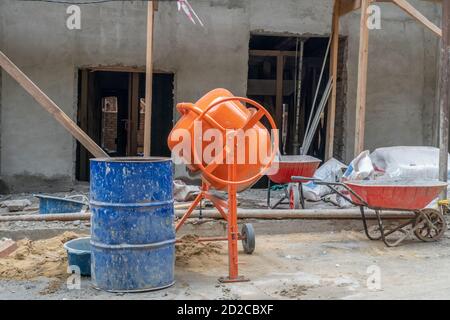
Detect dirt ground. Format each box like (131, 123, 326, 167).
(1, 187, 450, 300)
(1, 228, 450, 300)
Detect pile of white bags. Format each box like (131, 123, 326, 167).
(302, 146, 450, 207)
(302, 158, 347, 201)
(370, 146, 450, 180)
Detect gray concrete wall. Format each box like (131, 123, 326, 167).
(0, 0, 442, 192)
(341, 1, 441, 161)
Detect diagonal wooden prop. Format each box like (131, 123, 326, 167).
(0, 50, 108, 158)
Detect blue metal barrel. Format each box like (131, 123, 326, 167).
(89, 157, 175, 292)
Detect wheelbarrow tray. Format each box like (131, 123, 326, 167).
(34, 195, 86, 214)
(344, 180, 448, 210)
(268, 155, 321, 184)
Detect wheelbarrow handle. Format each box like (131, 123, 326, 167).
(291, 176, 322, 183)
(291, 176, 368, 207)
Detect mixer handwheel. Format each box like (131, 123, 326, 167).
(241, 223, 255, 254)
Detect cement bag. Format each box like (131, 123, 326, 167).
(302, 158, 347, 201)
(369, 146, 450, 180)
(342, 151, 374, 181)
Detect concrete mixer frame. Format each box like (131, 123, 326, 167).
(174, 95, 279, 282)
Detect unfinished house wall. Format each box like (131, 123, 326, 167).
(0, 0, 442, 192)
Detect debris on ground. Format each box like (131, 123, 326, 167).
(1, 199, 32, 212)
(275, 284, 312, 299)
(39, 278, 64, 295)
(0, 238, 17, 258)
(0, 231, 81, 280)
(176, 234, 222, 265)
(302, 158, 347, 202)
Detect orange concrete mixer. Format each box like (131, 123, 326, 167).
(168, 88, 278, 282)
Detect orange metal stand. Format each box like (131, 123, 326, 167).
(175, 166, 248, 282)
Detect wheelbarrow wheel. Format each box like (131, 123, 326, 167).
(414, 208, 447, 242)
(289, 184, 300, 209)
(241, 223, 255, 254)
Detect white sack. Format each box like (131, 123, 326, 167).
(302, 158, 347, 201)
(370, 146, 450, 180)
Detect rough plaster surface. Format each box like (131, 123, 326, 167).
(0, 0, 442, 191)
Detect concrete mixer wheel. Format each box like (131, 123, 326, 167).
(241, 223, 255, 254)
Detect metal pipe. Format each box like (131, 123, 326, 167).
(0, 213, 91, 222)
(176, 209, 415, 220)
(302, 77, 333, 155)
(0, 209, 415, 222)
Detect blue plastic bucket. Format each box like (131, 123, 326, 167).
(89, 157, 175, 292)
(35, 195, 86, 214)
(64, 237, 91, 276)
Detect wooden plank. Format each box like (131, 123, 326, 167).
(144, 1, 155, 157)
(340, 0, 362, 16)
(391, 0, 442, 37)
(339, 0, 442, 36)
(339, 0, 395, 17)
(293, 41, 305, 154)
(86, 66, 146, 73)
(325, 0, 340, 160)
(354, 0, 371, 156)
(249, 50, 299, 57)
(439, 0, 450, 198)
(127, 73, 139, 156)
(0, 50, 108, 158)
(276, 55, 284, 129)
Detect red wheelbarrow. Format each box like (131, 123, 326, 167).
(292, 177, 448, 247)
(267, 155, 321, 209)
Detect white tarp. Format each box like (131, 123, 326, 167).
(370, 146, 450, 180)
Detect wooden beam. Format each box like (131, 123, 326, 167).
(276, 55, 284, 129)
(438, 0, 450, 198)
(391, 0, 442, 37)
(144, 1, 155, 157)
(340, 0, 362, 16)
(249, 50, 299, 57)
(0, 50, 108, 158)
(86, 66, 146, 73)
(339, 0, 441, 35)
(354, 0, 371, 156)
(325, 0, 341, 160)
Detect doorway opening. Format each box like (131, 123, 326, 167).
(247, 34, 347, 160)
(76, 70, 174, 181)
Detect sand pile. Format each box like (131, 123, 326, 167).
(0, 232, 80, 280)
(176, 234, 222, 266)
